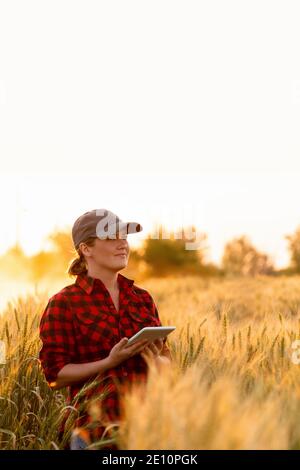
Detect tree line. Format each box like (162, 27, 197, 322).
(2, 224, 300, 280)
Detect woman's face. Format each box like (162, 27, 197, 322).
(81, 234, 130, 272)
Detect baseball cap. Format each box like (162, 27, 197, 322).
(72, 209, 143, 250)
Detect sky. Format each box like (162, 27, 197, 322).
(0, 1, 300, 269)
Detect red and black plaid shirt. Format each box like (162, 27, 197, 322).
(39, 271, 170, 445)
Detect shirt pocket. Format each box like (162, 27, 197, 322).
(126, 304, 161, 328)
(73, 309, 113, 348)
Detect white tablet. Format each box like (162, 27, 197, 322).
(125, 326, 176, 347)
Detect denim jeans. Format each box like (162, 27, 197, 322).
(70, 433, 89, 450)
(69, 428, 120, 450)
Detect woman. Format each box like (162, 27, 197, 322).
(39, 209, 172, 450)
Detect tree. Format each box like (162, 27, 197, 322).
(0, 243, 29, 278)
(47, 228, 75, 266)
(141, 224, 209, 277)
(222, 236, 274, 277)
(286, 227, 300, 273)
(29, 251, 56, 282)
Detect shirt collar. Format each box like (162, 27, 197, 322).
(75, 271, 134, 295)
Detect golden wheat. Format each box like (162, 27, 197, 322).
(1, 275, 300, 449)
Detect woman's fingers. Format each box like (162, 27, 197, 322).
(124, 338, 163, 358)
(143, 343, 159, 357)
(153, 338, 164, 354)
(128, 340, 150, 355)
(125, 339, 147, 350)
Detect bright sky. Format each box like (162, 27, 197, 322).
(0, 1, 300, 269)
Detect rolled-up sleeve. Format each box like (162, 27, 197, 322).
(39, 293, 76, 386)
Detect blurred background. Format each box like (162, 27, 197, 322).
(1, 0, 300, 310)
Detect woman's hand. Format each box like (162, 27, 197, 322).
(108, 337, 150, 368)
(140, 338, 171, 370)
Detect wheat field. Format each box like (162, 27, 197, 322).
(1, 275, 300, 450)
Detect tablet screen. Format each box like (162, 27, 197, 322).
(125, 326, 176, 346)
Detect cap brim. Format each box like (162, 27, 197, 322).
(123, 221, 143, 234)
(96, 221, 143, 239)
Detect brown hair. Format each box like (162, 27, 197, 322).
(68, 237, 97, 277)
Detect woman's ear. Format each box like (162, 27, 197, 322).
(79, 243, 90, 258)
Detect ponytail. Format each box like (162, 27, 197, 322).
(67, 236, 96, 277)
(68, 252, 87, 276)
